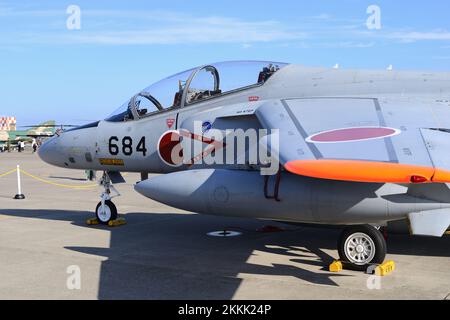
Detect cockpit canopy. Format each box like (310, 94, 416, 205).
(106, 60, 288, 122)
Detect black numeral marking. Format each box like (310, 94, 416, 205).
(109, 136, 119, 155)
(136, 137, 147, 156)
(108, 136, 147, 157)
(122, 136, 133, 156)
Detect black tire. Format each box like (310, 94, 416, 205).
(338, 225, 387, 271)
(95, 200, 118, 225)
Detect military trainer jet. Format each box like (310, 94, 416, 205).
(38, 61, 450, 270)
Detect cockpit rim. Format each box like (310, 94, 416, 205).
(105, 60, 289, 122)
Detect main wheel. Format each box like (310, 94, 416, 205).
(338, 225, 387, 271)
(95, 200, 118, 225)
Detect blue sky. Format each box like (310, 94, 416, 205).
(1, 0, 450, 124)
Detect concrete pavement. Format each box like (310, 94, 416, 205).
(0, 151, 449, 300)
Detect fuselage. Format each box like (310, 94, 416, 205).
(38, 63, 450, 227)
(38, 64, 450, 173)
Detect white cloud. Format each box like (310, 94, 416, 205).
(337, 41, 376, 48)
(387, 31, 450, 42)
(1, 5, 450, 48)
(0, 4, 60, 17)
(38, 17, 307, 45)
(310, 13, 332, 20)
(64, 27, 305, 45)
(0, 6, 307, 45)
(0, 2, 11, 15)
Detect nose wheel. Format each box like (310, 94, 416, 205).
(95, 200, 117, 224)
(338, 225, 387, 271)
(95, 172, 121, 225)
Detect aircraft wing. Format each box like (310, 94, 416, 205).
(255, 98, 450, 183)
(23, 134, 54, 138)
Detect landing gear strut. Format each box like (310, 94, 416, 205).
(95, 172, 120, 225)
(338, 225, 387, 271)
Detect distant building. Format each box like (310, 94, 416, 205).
(0, 116, 17, 131)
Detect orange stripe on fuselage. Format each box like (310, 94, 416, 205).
(284, 160, 450, 183)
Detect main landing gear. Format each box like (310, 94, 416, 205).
(338, 225, 387, 271)
(95, 172, 120, 225)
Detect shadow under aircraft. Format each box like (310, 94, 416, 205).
(1, 208, 450, 299)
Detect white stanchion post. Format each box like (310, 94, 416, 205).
(14, 165, 25, 200)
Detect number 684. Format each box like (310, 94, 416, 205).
(108, 136, 147, 156)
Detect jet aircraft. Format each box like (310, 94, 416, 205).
(38, 61, 450, 270)
(0, 120, 57, 150)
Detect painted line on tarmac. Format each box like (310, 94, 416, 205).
(19, 169, 98, 189)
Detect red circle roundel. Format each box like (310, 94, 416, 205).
(305, 127, 401, 144)
(158, 130, 183, 166)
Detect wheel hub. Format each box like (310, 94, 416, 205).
(344, 232, 376, 265)
(97, 205, 111, 222)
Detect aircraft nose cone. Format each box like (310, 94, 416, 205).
(38, 137, 61, 166)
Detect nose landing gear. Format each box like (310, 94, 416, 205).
(338, 225, 387, 271)
(95, 172, 120, 225)
(95, 200, 117, 224)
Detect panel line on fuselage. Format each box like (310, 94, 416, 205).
(373, 98, 399, 164)
(281, 99, 323, 160)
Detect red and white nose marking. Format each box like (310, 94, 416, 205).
(306, 127, 401, 144)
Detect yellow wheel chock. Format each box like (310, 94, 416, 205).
(86, 218, 100, 225)
(329, 260, 343, 273)
(374, 260, 396, 276)
(86, 217, 127, 227)
(108, 217, 127, 227)
(329, 260, 395, 276)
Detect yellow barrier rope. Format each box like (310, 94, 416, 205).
(0, 168, 17, 178)
(0, 167, 131, 190)
(18, 169, 98, 190)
